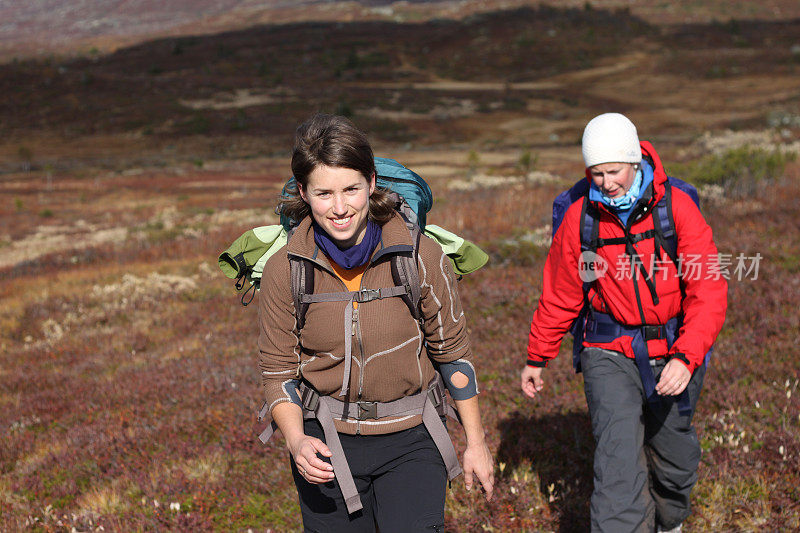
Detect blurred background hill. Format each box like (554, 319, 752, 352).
(3, 0, 800, 60)
(2, 0, 799, 174)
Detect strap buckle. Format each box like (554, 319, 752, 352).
(427, 386, 442, 408)
(355, 288, 380, 303)
(356, 401, 378, 420)
(642, 325, 665, 341)
(300, 386, 319, 412)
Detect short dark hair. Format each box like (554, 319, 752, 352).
(279, 113, 395, 225)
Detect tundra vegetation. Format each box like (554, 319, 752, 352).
(1, 3, 799, 531)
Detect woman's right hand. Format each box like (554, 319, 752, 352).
(288, 435, 336, 484)
(520, 365, 545, 399)
(272, 402, 335, 484)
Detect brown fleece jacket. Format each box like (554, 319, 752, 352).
(258, 213, 474, 435)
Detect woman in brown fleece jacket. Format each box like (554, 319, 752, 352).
(258, 114, 493, 532)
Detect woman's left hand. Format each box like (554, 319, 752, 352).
(655, 358, 692, 396)
(462, 441, 494, 501)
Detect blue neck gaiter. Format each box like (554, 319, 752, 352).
(589, 161, 654, 225)
(313, 219, 382, 269)
(602, 168, 643, 210)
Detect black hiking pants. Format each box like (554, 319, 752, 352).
(291, 419, 447, 533)
(581, 347, 706, 533)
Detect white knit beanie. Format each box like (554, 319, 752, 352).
(582, 113, 642, 168)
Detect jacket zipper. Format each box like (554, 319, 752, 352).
(354, 274, 369, 434)
(288, 251, 365, 409)
(355, 305, 365, 399)
(352, 305, 362, 435)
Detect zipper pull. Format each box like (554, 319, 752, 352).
(352, 306, 359, 336)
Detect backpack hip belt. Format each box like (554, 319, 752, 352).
(258, 374, 462, 515)
(585, 312, 671, 345)
(583, 311, 692, 416)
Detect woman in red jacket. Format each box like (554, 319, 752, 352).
(521, 113, 727, 533)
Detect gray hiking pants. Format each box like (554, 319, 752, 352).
(580, 347, 706, 533)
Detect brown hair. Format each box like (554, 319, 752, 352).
(279, 113, 396, 225)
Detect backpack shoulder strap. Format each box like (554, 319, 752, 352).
(653, 180, 678, 264)
(287, 227, 315, 331)
(289, 256, 314, 331)
(579, 193, 599, 253)
(391, 220, 423, 321)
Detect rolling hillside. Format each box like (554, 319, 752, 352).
(1, 2, 799, 531)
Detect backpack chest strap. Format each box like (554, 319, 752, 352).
(299, 285, 409, 304)
(590, 228, 657, 250)
(299, 284, 411, 397)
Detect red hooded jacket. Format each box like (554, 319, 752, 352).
(527, 142, 728, 373)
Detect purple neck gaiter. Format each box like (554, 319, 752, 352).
(313, 219, 382, 269)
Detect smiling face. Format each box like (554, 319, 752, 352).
(589, 162, 637, 198)
(299, 164, 375, 249)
